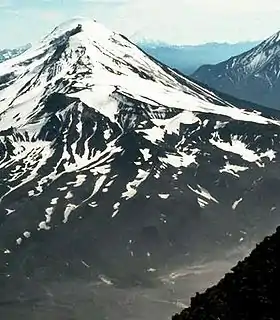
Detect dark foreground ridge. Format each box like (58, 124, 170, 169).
(172, 226, 280, 320)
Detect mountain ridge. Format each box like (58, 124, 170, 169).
(140, 41, 259, 75)
(192, 30, 280, 109)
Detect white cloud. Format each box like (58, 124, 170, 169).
(0, 0, 12, 8)
(81, 0, 128, 2)
(38, 10, 65, 21)
(87, 0, 280, 44)
(1, 0, 280, 47)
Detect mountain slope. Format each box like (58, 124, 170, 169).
(139, 41, 259, 75)
(1, 18, 280, 319)
(0, 44, 31, 63)
(192, 31, 280, 110)
(172, 226, 280, 320)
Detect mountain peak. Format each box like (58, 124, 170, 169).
(192, 29, 280, 110)
(42, 17, 112, 45)
(1, 17, 279, 133)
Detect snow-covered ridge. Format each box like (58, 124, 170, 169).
(229, 30, 280, 74)
(192, 28, 280, 110)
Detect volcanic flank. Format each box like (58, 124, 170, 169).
(1, 17, 280, 320)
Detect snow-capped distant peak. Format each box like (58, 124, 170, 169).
(192, 28, 280, 109)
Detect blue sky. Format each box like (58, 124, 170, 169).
(1, 0, 280, 48)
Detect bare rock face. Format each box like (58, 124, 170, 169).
(172, 226, 280, 320)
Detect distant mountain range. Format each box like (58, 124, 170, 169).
(0, 44, 31, 63)
(139, 41, 259, 75)
(192, 31, 280, 110)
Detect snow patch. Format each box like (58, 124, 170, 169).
(88, 201, 98, 208)
(138, 126, 165, 144)
(16, 238, 22, 245)
(112, 210, 119, 218)
(210, 134, 276, 165)
(159, 150, 198, 168)
(232, 198, 243, 210)
(151, 110, 199, 135)
(58, 186, 68, 191)
(45, 207, 54, 223)
(5, 209, 15, 215)
(140, 148, 152, 161)
(188, 184, 219, 207)
(158, 193, 170, 199)
(198, 198, 208, 208)
(63, 204, 77, 223)
(65, 191, 73, 199)
(23, 231, 31, 239)
(220, 163, 249, 177)
(73, 174, 87, 187)
(28, 190, 35, 197)
(122, 169, 150, 200)
(38, 221, 50, 231)
(99, 275, 113, 286)
(50, 198, 59, 205)
(113, 202, 120, 210)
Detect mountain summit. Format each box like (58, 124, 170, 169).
(192, 30, 280, 110)
(1, 18, 280, 319)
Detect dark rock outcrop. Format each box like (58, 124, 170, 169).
(173, 226, 280, 320)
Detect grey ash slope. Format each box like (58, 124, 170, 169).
(192, 31, 280, 110)
(1, 18, 280, 318)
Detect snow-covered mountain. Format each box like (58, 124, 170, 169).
(0, 44, 31, 63)
(1, 18, 280, 319)
(192, 31, 280, 110)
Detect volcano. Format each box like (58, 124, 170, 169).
(1, 18, 280, 320)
